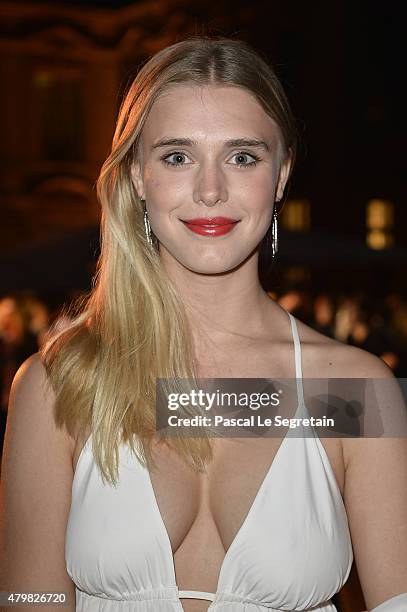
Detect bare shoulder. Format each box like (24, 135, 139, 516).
(9, 351, 53, 403)
(1, 350, 76, 490)
(0, 352, 77, 602)
(6, 352, 56, 439)
(294, 317, 400, 463)
(294, 316, 394, 378)
(5, 352, 76, 459)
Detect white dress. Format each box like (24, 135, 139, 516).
(65, 313, 355, 610)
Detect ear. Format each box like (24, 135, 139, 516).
(275, 152, 292, 202)
(130, 160, 146, 200)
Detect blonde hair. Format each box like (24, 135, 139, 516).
(40, 36, 298, 485)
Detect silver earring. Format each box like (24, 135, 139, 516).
(271, 209, 278, 258)
(141, 198, 153, 247)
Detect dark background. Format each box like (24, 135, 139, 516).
(0, 3, 405, 609)
(0, 0, 406, 297)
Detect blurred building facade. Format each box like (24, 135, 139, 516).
(0, 0, 405, 297)
(0, 0, 172, 251)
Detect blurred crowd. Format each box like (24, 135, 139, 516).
(0, 291, 79, 468)
(1, 289, 407, 464)
(272, 289, 407, 376)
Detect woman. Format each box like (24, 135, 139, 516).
(1, 37, 406, 612)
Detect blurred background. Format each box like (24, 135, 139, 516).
(0, 1, 405, 609)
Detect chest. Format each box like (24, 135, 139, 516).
(69, 432, 348, 612)
(68, 341, 350, 611)
(146, 434, 345, 557)
(144, 348, 346, 559)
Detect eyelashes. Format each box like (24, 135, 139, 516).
(160, 151, 262, 168)
(229, 151, 262, 167)
(160, 152, 188, 167)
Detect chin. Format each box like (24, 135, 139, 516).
(181, 256, 245, 275)
(159, 240, 255, 274)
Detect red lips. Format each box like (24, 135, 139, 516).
(182, 217, 238, 225)
(181, 217, 240, 237)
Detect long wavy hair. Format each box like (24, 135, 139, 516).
(40, 36, 298, 486)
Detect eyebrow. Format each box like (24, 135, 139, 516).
(151, 137, 270, 152)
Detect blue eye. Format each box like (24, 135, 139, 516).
(160, 150, 261, 168)
(231, 151, 260, 167)
(161, 152, 190, 167)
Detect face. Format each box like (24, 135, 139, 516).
(132, 84, 291, 275)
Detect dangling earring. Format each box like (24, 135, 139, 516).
(141, 198, 153, 247)
(271, 208, 278, 258)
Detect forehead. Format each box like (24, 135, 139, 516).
(139, 84, 281, 147)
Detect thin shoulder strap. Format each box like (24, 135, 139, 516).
(287, 312, 305, 407)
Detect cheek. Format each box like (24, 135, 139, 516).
(243, 176, 275, 217)
(145, 165, 186, 201)
(144, 176, 182, 233)
(145, 173, 162, 197)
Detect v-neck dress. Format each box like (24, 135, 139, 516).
(65, 312, 354, 610)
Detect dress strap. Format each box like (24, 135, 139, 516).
(287, 312, 305, 407)
(178, 590, 215, 601)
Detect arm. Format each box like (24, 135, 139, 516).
(342, 351, 407, 611)
(0, 353, 76, 611)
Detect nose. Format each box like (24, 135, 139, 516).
(193, 160, 228, 206)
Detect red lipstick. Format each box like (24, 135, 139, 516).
(181, 217, 240, 237)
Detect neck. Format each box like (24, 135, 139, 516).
(160, 250, 278, 351)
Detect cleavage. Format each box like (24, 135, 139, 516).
(148, 434, 289, 556)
